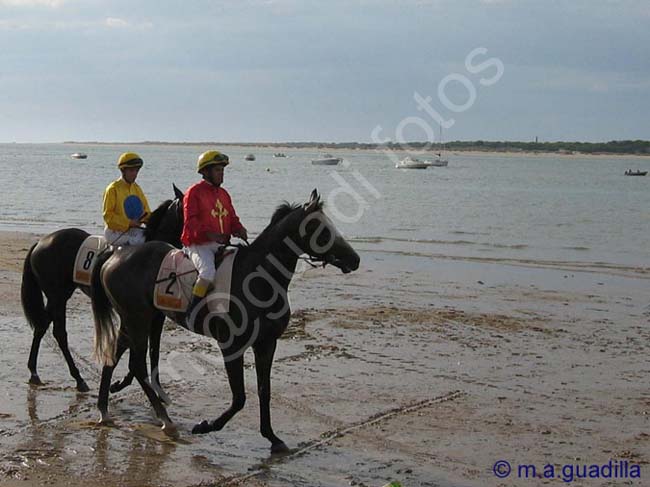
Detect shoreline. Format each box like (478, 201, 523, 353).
(6, 230, 648, 280)
(3, 141, 647, 159)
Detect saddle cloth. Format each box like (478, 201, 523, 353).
(72, 235, 109, 286)
(153, 248, 238, 314)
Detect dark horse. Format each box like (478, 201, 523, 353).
(21, 185, 184, 392)
(90, 189, 360, 451)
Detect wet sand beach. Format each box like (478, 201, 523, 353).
(0, 231, 648, 486)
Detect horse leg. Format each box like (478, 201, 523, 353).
(192, 356, 246, 435)
(111, 313, 169, 401)
(109, 329, 135, 394)
(97, 333, 129, 424)
(98, 365, 116, 424)
(254, 339, 288, 453)
(109, 371, 134, 394)
(149, 312, 172, 406)
(27, 323, 50, 385)
(130, 338, 177, 438)
(51, 304, 89, 392)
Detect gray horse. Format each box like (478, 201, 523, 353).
(90, 189, 360, 452)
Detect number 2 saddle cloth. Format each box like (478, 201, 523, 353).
(153, 248, 238, 315)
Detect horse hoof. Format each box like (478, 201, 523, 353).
(97, 413, 114, 426)
(162, 423, 179, 439)
(29, 375, 43, 386)
(109, 382, 121, 393)
(191, 420, 211, 435)
(76, 381, 90, 393)
(271, 441, 290, 454)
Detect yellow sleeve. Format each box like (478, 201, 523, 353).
(103, 185, 129, 232)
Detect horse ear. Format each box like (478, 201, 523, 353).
(304, 188, 320, 212)
(173, 183, 184, 200)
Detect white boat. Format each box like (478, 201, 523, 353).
(425, 155, 448, 167)
(311, 154, 342, 165)
(432, 124, 450, 166)
(70, 153, 87, 159)
(396, 157, 428, 169)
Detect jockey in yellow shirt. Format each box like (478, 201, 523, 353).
(102, 152, 151, 245)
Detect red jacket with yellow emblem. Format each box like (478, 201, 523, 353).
(181, 181, 244, 246)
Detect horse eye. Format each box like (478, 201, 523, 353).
(316, 228, 332, 247)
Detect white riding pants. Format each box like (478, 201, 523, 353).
(184, 242, 224, 282)
(104, 228, 146, 246)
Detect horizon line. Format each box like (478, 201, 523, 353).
(2, 139, 650, 145)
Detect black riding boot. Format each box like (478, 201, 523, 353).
(184, 294, 203, 328)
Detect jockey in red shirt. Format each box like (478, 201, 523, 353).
(182, 150, 248, 321)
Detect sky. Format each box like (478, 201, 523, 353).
(0, 0, 649, 143)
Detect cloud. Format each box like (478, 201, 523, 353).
(104, 17, 153, 30)
(0, 0, 67, 6)
(0, 17, 153, 31)
(521, 65, 650, 95)
(0, 19, 31, 29)
(105, 17, 129, 28)
(1, 0, 649, 142)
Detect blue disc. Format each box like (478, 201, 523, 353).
(124, 195, 144, 220)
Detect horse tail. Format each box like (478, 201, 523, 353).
(21, 243, 50, 331)
(91, 250, 118, 366)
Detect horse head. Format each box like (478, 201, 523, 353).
(291, 189, 360, 273)
(144, 184, 184, 247)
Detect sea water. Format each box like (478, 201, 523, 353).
(0, 143, 648, 271)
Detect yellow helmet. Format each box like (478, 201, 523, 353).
(197, 150, 229, 173)
(117, 152, 144, 169)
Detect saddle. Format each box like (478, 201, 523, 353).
(153, 247, 238, 313)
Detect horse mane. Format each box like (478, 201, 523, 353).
(248, 199, 324, 252)
(269, 201, 301, 225)
(144, 199, 173, 241)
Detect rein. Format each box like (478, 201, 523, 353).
(298, 255, 327, 268)
(154, 268, 197, 284)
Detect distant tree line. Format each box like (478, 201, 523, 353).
(65, 140, 650, 155)
(425, 140, 650, 155)
(330, 140, 650, 154)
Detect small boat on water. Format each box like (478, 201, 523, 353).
(311, 154, 342, 165)
(425, 155, 448, 167)
(273, 153, 287, 158)
(70, 153, 87, 159)
(245, 154, 256, 161)
(396, 157, 429, 169)
(425, 125, 450, 167)
(624, 170, 647, 176)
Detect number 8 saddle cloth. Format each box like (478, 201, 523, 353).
(72, 236, 109, 286)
